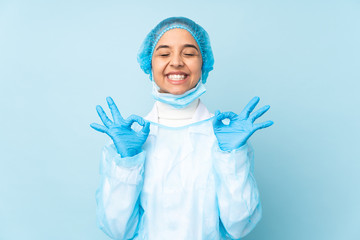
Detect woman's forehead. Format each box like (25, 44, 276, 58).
(155, 28, 199, 48)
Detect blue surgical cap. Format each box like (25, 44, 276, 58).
(137, 17, 214, 83)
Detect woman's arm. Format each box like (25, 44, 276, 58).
(213, 143, 262, 239)
(211, 97, 272, 238)
(96, 143, 145, 239)
(91, 97, 151, 238)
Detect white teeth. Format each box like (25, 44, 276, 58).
(168, 74, 186, 80)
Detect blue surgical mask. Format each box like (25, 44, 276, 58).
(152, 80, 206, 109)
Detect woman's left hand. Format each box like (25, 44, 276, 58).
(212, 96, 274, 151)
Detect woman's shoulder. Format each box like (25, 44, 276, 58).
(193, 100, 214, 121)
(144, 103, 158, 122)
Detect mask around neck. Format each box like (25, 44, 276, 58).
(151, 80, 206, 109)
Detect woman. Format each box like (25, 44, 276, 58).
(90, 17, 273, 240)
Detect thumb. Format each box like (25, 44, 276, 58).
(141, 121, 150, 135)
(213, 111, 224, 128)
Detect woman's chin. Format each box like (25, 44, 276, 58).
(171, 89, 187, 95)
(160, 87, 188, 95)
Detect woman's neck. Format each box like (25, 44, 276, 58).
(156, 99, 199, 126)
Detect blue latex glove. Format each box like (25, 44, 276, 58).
(213, 96, 273, 151)
(90, 97, 150, 158)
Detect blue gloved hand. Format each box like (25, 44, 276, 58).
(90, 97, 150, 158)
(213, 96, 273, 151)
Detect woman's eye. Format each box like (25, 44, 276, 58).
(184, 53, 195, 56)
(160, 54, 170, 57)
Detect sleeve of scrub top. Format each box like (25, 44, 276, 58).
(96, 142, 145, 240)
(213, 143, 262, 239)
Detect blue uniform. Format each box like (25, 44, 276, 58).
(95, 102, 262, 239)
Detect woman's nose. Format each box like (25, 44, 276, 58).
(170, 54, 184, 67)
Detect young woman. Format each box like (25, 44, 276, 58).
(91, 16, 273, 240)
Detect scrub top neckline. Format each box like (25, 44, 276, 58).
(148, 116, 215, 130)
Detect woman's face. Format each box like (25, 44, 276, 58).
(151, 28, 203, 95)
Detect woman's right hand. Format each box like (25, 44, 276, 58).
(90, 96, 150, 158)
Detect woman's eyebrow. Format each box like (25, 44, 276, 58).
(155, 45, 169, 51)
(155, 44, 199, 51)
(183, 44, 199, 52)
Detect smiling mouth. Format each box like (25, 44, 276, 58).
(167, 74, 188, 80)
(166, 74, 189, 85)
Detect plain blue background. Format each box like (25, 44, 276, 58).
(1, 0, 359, 239)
